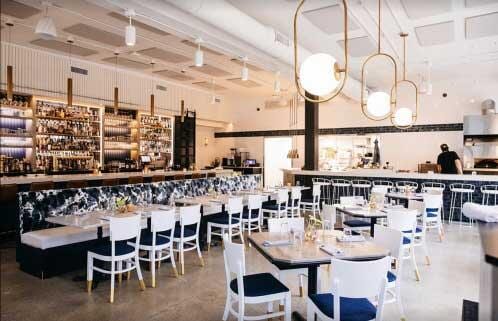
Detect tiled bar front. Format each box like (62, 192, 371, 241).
(292, 172, 497, 221)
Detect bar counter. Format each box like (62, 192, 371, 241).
(0, 169, 233, 186)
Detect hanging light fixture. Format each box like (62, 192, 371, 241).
(293, 0, 348, 102)
(194, 37, 204, 67)
(287, 94, 299, 159)
(5, 21, 14, 101)
(35, 2, 57, 40)
(241, 56, 249, 81)
(113, 51, 119, 109)
(67, 37, 74, 106)
(210, 79, 216, 105)
(419, 60, 432, 95)
(124, 9, 136, 47)
(391, 32, 418, 129)
(150, 61, 155, 116)
(361, 0, 398, 120)
(274, 71, 281, 94)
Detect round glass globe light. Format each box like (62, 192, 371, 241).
(366, 91, 391, 118)
(393, 107, 414, 127)
(299, 53, 340, 96)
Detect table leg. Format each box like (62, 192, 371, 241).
(291, 265, 318, 321)
(370, 217, 377, 237)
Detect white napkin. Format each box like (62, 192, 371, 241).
(463, 203, 498, 223)
(319, 245, 345, 257)
(336, 235, 366, 242)
(262, 239, 292, 247)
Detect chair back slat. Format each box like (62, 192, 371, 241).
(321, 204, 336, 229)
(179, 204, 202, 226)
(386, 209, 418, 232)
(150, 209, 176, 233)
(423, 193, 442, 210)
(228, 197, 244, 215)
(374, 225, 403, 260)
(277, 189, 289, 205)
(247, 194, 262, 210)
(331, 256, 390, 298)
(312, 184, 321, 197)
(268, 217, 304, 232)
(110, 215, 141, 241)
(223, 234, 245, 293)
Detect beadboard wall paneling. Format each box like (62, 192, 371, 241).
(0, 43, 226, 122)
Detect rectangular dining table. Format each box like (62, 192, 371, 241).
(248, 230, 389, 321)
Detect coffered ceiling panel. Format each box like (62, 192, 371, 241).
(466, 12, 498, 39)
(465, 0, 498, 8)
(415, 21, 455, 46)
(189, 64, 232, 77)
(192, 81, 227, 91)
(227, 78, 261, 88)
(0, 0, 41, 19)
(401, 0, 453, 19)
(153, 69, 195, 81)
(230, 59, 263, 72)
(102, 56, 150, 69)
(30, 39, 98, 57)
(137, 47, 190, 63)
(337, 36, 376, 57)
(181, 40, 224, 56)
(107, 12, 170, 36)
(302, 4, 359, 34)
(63, 23, 124, 47)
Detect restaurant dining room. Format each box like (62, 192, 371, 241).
(1, 0, 498, 320)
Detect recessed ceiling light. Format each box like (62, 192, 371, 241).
(194, 37, 204, 67)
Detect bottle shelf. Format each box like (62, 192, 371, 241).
(36, 115, 91, 122)
(0, 114, 33, 120)
(1, 104, 31, 111)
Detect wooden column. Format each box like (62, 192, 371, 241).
(304, 92, 319, 170)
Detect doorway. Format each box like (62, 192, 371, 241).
(264, 137, 292, 187)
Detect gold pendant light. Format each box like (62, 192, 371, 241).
(293, 0, 349, 103)
(150, 61, 155, 116)
(67, 38, 73, 107)
(360, 0, 398, 121)
(391, 32, 418, 129)
(6, 21, 14, 101)
(113, 52, 119, 110)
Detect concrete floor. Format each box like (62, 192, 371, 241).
(1, 223, 480, 321)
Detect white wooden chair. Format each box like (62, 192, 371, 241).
(395, 181, 418, 192)
(207, 197, 244, 250)
(262, 189, 288, 221)
(373, 224, 406, 321)
(301, 184, 321, 218)
(387, 209, 421, 281)
(222, 234, 291, 321)
(241, 194, 263, 235)
(130, 209, 178, 288)
(87, 215, 145, 303)
(423, 193, 444, 242)
(287, 187, 302, 218)
(268, 217, 309, 297)
(306, 256, 390, 321)
(340, 196, 370, 234)
(320, 203, 337, 230)
(173, 204, 204, 275)
(421, 182, 446, 222)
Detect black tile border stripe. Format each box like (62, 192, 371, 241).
(214, 123, 463, 138)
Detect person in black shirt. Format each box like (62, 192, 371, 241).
(437, 144, 463, 174)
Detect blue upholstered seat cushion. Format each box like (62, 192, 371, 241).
(173, 226, 197, 238)
(387, 271, 396, 283)
(309, 293, 377, 321)
(208, 215, 240, 225)
(262, 204, 285, 211)
(230, 273, 289, 297)
(426, 208, 439, 218)
(403, 236, 411, 245)
(242, 208, 259, 219)
(402, 227, 423, 233)
(139, 232, 170, 246)
(90, 241, 135, 257)
(343, 219, 370, 228)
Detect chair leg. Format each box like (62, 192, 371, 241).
(207, 224, 211, 252)
(110, 260, 115, 303)
(421, 237, 431, 265)
(86, 254, 93, 294)
(196, 238, 205, 267)
(151, 249, 156, 288)
(135, 255, 146, 291)
(180, 242, 185, 275)
(267, 302, 273, 321)
(117, 260, 123, 284)
(127, 261, 131, 280)
(239, 224, 245, 244)
(299, 274, 304, 297)
(238, 298, 244, 321)
(169, 243, 179, 278)
(411, 246, 421, 281)
(284, 293, 292, 321)
(222, 294, 230, 321)
(306, 300, 315, 321)
(396, 285, 406, 321)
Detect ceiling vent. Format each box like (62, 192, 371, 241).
(71, 66, 88, 75)
(155, 85, 167, 92)
(274, 30, 290, 47)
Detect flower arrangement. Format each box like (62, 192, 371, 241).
(114, 197, 136, 214)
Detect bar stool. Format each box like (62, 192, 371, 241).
(351, 180, 372, 199)
(151, 175, 165, 183)
(481, 185, 498, 206)
(30, 181, 55, 192)
(373, 180, 394, 192)
(66, 180, 88, 189)
(331, 179, 351, 204)
(128, 176, 143, 185)
(449, 183, 475, 226)
(422, 182, 446, 222)
(102, 178, 120, 187)
(312, 178, 331, 205)
(395, 181, 418, 192)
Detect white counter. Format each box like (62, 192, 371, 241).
(0, 169, 235, 186)
(285, 169, 498, 182)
